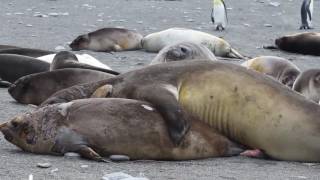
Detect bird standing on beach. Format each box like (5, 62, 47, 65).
(300, 0, 314, 29)
(211, 0, 228, 31)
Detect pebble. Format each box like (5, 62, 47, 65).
(37, 162, 52, 168)
(51, 168, 59, 173)
(48, 13, 59, 17)
(81, 165, 89, 168)
(269, 2, 280, 7)
(64, 152, 81, 158)
(34, 14, 48, 18)
(263, 24, 272, 27)
(109, 155, 130, 162)
(26, 24, 33, 27)
(186, 19, 195, 22)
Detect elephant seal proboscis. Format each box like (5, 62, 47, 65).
(142, 28, 244, 59)
(50, 51, 120, 75)
(293, 69, 320, 102)
(150, 42, 217, 65)
(42, 60, 320, 162)
(8, 68, 115, 105)
(241, 56, 300, 88)
(69, 28, 143, 52)
(0, 98, 242, 161)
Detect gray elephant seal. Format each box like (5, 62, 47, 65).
(8, 68, 114, 105)
(70, 28, 143, 52)
(51, 51, 120, 75)
(293, 69, 320, 102)
(42, 60, 320, 162)
(0, 54, 49, 83)
(0, 48, 54, 57)
(150, 42, 217, 65)
(0, 98, 242, 161)
(142, 28, 244, 59)
(275, 32, 320, 56)
(241, 56, 300, 88)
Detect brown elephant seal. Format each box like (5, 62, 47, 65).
(69, 28, 143, 52)
(142, 28, 244, 59)
(8, 68, 114, 105)
(42, 60, 320, 162)
(0, 54, 49, 83)
(0, 98, 242, 161)
(150, 42, 217, 65)
(241, 56, 300, 88)
(293, 69, 320, 102)
(275, 32, 320, 55)
(0, 48, 54, 57)
(50, 51, 120, 75)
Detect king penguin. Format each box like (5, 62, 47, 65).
(300, 0, 313, 29)
(211, 0, 228, 31)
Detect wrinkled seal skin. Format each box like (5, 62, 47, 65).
(275, 32, 320, 56)
(293, 69, 320, 102)
(150, 42, 217, 65)
(0, 54, 49, 83)
(142, 28, 244, 59)
(241, 56, 300, 88)
(42, 60, 320, 162)
(70, 28, 143, 52)
(0, 48, 54, 57)
(0, 98, 242, 161)
(8, 68, 114, 105)
(50, 51, 120, 75)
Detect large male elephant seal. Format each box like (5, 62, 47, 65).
(42, 60, 320, 162)
(70, 28, 143, 52)
(0, 98, 242, 161)
(142, 28, 244, 59)
(293, 69, 320, 102)
(150, 42, 217, 65)
(0, 54, 49, 83)
(50, 51, 120, 75)
(275, 32, 320, 55)
(8, 68, 114, 105)
(241, 56, 300, 88)
(0, 48, 54, 57)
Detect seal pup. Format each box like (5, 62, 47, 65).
(141, 28, 244, 59)
(0, 98, 242, 161)
(37, 53, 111, 70)
(292, 69, 320, 102)
(211, 0, 228, 31)
(41, 60, 320, 162)
(300, 0, 313, 29)
(8, 68, 114, 105)
(50, 51, 120, 75)
(150, 42, 216, 65)
(0, 54, 49, 83)
(241, 56, 300, 88)
(69, 28, 143, 52)
(0, 48, 54, 57)
(275, 32, 320, 56)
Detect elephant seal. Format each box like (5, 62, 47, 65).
(0, 48, 54, 57)
(275, 32, 320, 55)
(69, 28, 143, 52)
(0, 45, 19, 49)
(292, 69, 320, 102)
(241, 56, 300, 88)
(50, 51, 120, 75)
(150, 42, 217, 65)
(42, 60, 320, 162)
(8, 68, 114, 105)
(0, 54, 49, 83)
(142, 28, 244, 59)
(0, 98, 242, 161)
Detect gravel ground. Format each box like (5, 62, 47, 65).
(1, 0, 320, 179)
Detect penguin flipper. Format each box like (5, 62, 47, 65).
(222, 0, 228, 23)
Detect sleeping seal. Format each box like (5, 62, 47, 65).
(50, 51, 120, 75)
(8, 68, 114, 105)
(241, 56, 300, 88)
(142, 28, 244, 59)
(42, 60, 320, 162)
(0, 48, 54, 57)
(293, 69, 320, 102)
(70, 28, 143, 52)
(150, 42, 216, 65)
(0, 98, 242, 161)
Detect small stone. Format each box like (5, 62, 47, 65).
(269, 2, 280, 7)
(81, 165, 89, 168)
(109, 155, 130, 162)
(14, 12, 24, 15)
(28, 174, 33, 180)
(48, 13, 59, 17)
(263, 24, 272, 27)
(64, 152, 81, 158)
(226, 7, 233, 10)
(136, 21, 143, 24)
(243, 23, 251, 27)
(34, 14, 48, 18)
(97, 19, 103, 22)
(37, 163, 52, 168)
(186, 19, 195, 22)
(26, 24, 33, 27)
(50, 168, 58, 173)
(55, 46, 65, 51)
(60, 12, 69, 16)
